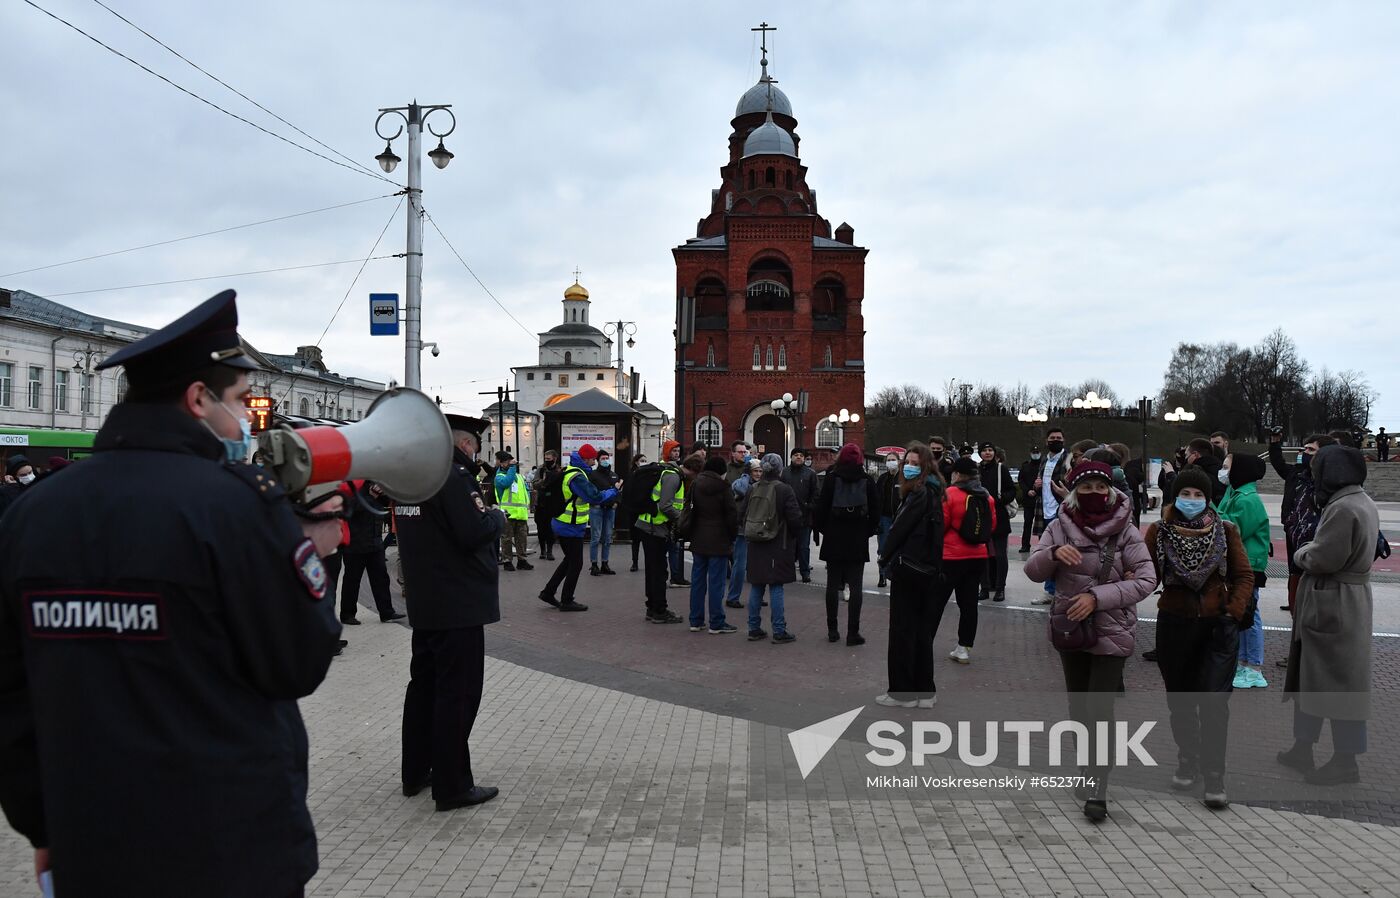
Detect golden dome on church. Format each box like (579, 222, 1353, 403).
(564, 281, 590, 301)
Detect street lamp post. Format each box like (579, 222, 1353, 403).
(604, 321, 637, 403)
(769, 390, 808, 454)
(1164, 406, 1196, 432)
(72, 344, 104, 431)
(374, 101, 455, 391)
(826, 408, 862, 447)
(1072, 391, 1112, 439)
(1017, 406, 1048, 445)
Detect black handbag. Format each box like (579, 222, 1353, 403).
(1049, 534, 1119, 652)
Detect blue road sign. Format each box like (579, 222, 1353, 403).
(370, 293, 399, 336)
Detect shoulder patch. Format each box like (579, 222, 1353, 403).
(224, 462, 288, 504)
(473, 493, 487, 514)
(292, 539, 328, 600)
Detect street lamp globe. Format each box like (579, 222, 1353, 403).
(827, 413, 838, 423)
(428, 139, 454, 169)
(850, 413, 860, 424)
(376, 142, 401, 173)
(782, 392, 794, 404)
(770, 399, 784, 412)
(626, 336, 635, 349)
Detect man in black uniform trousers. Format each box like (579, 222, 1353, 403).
(0, 290, 344, 898)
(394, 415, 503, 811)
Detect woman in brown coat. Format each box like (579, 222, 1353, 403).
(1145, 465, 1254, 810)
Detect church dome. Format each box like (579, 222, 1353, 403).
(742, 113, 796, 159)
(563, 281, 589, 301)
(736, 79, 792, 118)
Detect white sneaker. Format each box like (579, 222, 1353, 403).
(949, 645, 971, 664)
(916, 696, 938, 709)
(875, 693, 918, 708)
(842, 589, 850, 602)
(1031, 596, 1053, 606)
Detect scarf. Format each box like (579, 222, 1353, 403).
(1068, 496, 1115, 530)
(1157, 508, 1227, 592)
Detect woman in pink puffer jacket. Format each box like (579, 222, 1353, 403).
(1025, 460, 1157, 822)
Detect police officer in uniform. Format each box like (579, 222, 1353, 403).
(0, 290, 344, 898)
(394, 414, 503, 811)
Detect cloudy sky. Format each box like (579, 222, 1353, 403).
(4, 1, 1398, 423)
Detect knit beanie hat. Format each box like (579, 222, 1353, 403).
(1227, 453, 1266, 489)
(1169, 465, 1214, 501)
(1067, 460, 1113, 491)
(837, 442, 863, 466)
(661, 440, 681, 461)
(576, 444, 598, 462)
(5, 455, 31, 476)
(952, 456, 979, 477)
(761, 453, 784, 475)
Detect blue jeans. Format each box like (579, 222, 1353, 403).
(588, 507, 615, 564)
(1238, 587, 1264, 664)
(795, 525, 812, 578)
(748, 583, 787, 634)
(727, 536, 748, 602)
(876, 515, 893, 577)
(689, 554, 728, 628)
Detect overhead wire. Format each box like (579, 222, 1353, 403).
(20, 0, 395, 185)
(43, 256, 399, 297)
(421, 210, 539, 344)
(2, 193, 399, 278)
(86, 0, 395, 185)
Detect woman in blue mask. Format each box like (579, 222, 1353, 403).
(875, 442, 942, 709)
(1144, 465, 1254, 811)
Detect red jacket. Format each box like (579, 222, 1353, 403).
(942, 484, 997, 561)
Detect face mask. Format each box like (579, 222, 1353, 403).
(1078, 492, 1109, 515)
(886, 459, 899, 472)
(545, 458, 557, 468)
(202, 389, 252, 463)
(1217, 468, 1230, 485)
(902, 464, 921, 480)
(1046, 441, 1064, 453)
(1175, 496, 1207, 518)
(599, 459, 611, 468)
(17, 473, 36, 486)
(930, 450, 944, 459)
(1031, 452, 1042, 460)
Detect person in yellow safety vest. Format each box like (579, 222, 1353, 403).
(493, 450, 533, 572)
(538, 444, 617, 612)
(633, 449, 703, 624)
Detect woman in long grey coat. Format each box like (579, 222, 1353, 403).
(743, 453, 803, 643)
(1277, 445, 1378, 785)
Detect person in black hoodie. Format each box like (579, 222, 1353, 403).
(875, 452, 901, 587)
(1160, 438, 1225, 505)
(1268, 431, 1336, 618)
(813, 443, 880, 645)
(977, 443, 1017, 602)
(339, 480, 406, 624)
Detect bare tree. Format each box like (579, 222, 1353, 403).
(1074, 378, 1120, 408)
(1006, 381, 1033, 414)
(1037, 382, 1073, 414)
(868, 383, 940, 417)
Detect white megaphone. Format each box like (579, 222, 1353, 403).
(257, 387, 454, 506)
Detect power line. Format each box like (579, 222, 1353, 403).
(275, 197, 404, 406)
(87, 0, 393, 184)
(422, 210, 540, 344)
(2, 193, 399, 278)
(20, 0, 395, 185)
(43, 255, 399, 297)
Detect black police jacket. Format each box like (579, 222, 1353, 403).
(0, 403, 342, 898)
(394, 449, 503, 630)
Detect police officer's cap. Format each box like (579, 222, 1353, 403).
(444, 414, 488, 440)
(97, 289, 259, 384)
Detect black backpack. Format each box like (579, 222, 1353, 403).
(831, 475, 869, 522)
(537, 468, 572, 520)
(956, 487, 994, 545)
(618, 462, 667, 527)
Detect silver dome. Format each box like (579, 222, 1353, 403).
(736, 80, 793, 118)
(742, 114, 796, 158)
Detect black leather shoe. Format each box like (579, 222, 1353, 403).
(1142, 649, 1158, 662)
(340, 617, 362, 625)
(1083, 800, 1107, 822)
(1276, 742, 1315, 774)
(590, 563, 600, 576)
(801, 576, 812, 584)
(503, 561, 515, 571)
(600, 564, 616, 575)
(538, 591, 560, 608)
(846, 634, 866, 647)
(558, 601, 589, 612)
(435, 785, 499, 811)
(381, 612, 406, 623)
(402, 773, 431, 797)
(630, 563, 639, 572)
(828, 628, 841, 643)
(516, 560, 534, 571)
(725, 599, 744, 609)
(877, 576, 887, 588)
(1305, 754, 1360, 785)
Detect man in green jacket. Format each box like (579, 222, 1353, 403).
(1218, 453, 1271, 688)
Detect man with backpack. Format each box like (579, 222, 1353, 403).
(935, 457, 997, 665)
(630, 441, 692, 624)
(537, 444, 617, 612)
(813, 443, 880, 646)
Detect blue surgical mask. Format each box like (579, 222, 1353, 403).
(902, 464, 920, 480)
(1217, 468, 1230, 485)
(1175, 496, 1207, 518)
(599, 459, 611, 468)
(203, 389, 252, 463)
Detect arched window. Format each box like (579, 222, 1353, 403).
(752, 342, 761, 370)
(115, 372, 129, 404)
(816, 420, 841, 449)
(777, 344, 787, 370)
(784, 170, 793, 190)
(316, 402, 324, 417)
(765, 166, 775, 187)
(824, 344, 833, 368)
(696, 416, 722, 448)
(299, 397, 310, 416)
(764, 344, 774, 370)
(746, 257, 793, 312)
(705, 340, 716, 368)
(564, 351, 572, 365)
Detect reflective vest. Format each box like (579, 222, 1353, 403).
(496, 472, 529, 521)
(640, 466, 684, 526)
(555, 467, 590, 526)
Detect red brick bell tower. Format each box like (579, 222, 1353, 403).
(672, 23, 868, 468)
